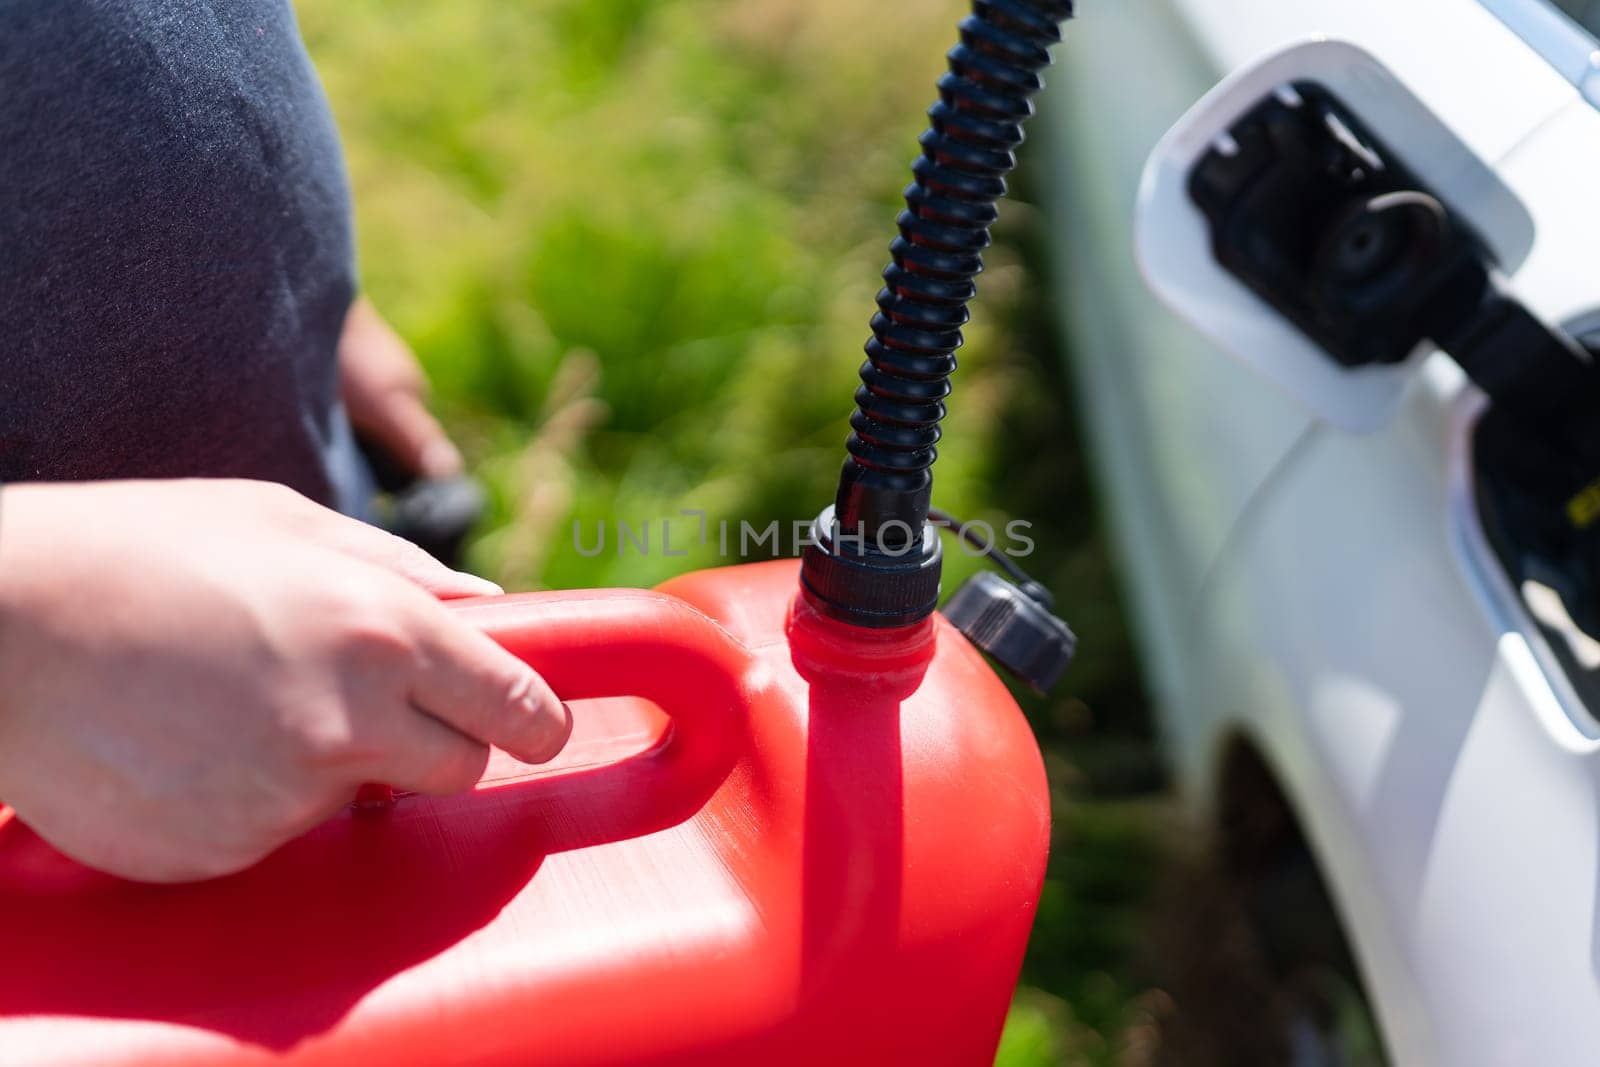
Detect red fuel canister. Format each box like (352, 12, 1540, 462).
(0, 2, 1080, 1060)
(0, 560, 1049, 1065)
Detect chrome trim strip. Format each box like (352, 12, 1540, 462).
(1479, 0, 1600, 108)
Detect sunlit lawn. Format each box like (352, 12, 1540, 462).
(299, 1, 1168, 1061)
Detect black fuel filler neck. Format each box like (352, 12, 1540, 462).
(1189, 82, 1600, 474)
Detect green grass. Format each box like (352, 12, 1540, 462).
(298, 0, 1169, 1060)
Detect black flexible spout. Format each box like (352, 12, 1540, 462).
(800, 0, 1074, 628)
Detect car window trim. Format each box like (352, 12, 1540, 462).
(1480, 0, 1600, 108)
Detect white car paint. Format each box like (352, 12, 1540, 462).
(1039, 1, 1600, 1063)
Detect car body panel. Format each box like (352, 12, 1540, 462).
(1169, 0, 1576, 158)
(1042, 0, 1311, 724)
(1040, 1, 1600, 1063)
(1194, 363, 1600, 1065)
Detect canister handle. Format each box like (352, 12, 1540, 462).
(444, 589, 752, 847)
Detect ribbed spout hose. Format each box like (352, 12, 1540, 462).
(801, 0, 1074, 627)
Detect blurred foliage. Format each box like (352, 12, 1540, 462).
(298, 0, 1016, 594)
(298, 0, 1169, 1061)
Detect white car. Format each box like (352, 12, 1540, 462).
(1039, 1, 1600, 1063)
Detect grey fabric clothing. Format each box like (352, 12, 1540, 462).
(0, 0, 363, 509)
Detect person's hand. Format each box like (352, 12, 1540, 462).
(338, 296, 462, 479)
(0, 479, 572, 883)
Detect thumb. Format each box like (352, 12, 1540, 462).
(312, 509, 503, 599)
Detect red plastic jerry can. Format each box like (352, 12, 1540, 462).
(0, 559, 1050, 1066)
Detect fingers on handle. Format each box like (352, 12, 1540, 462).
(407, 608, 573, 765)
(368, 712, 493, 797)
